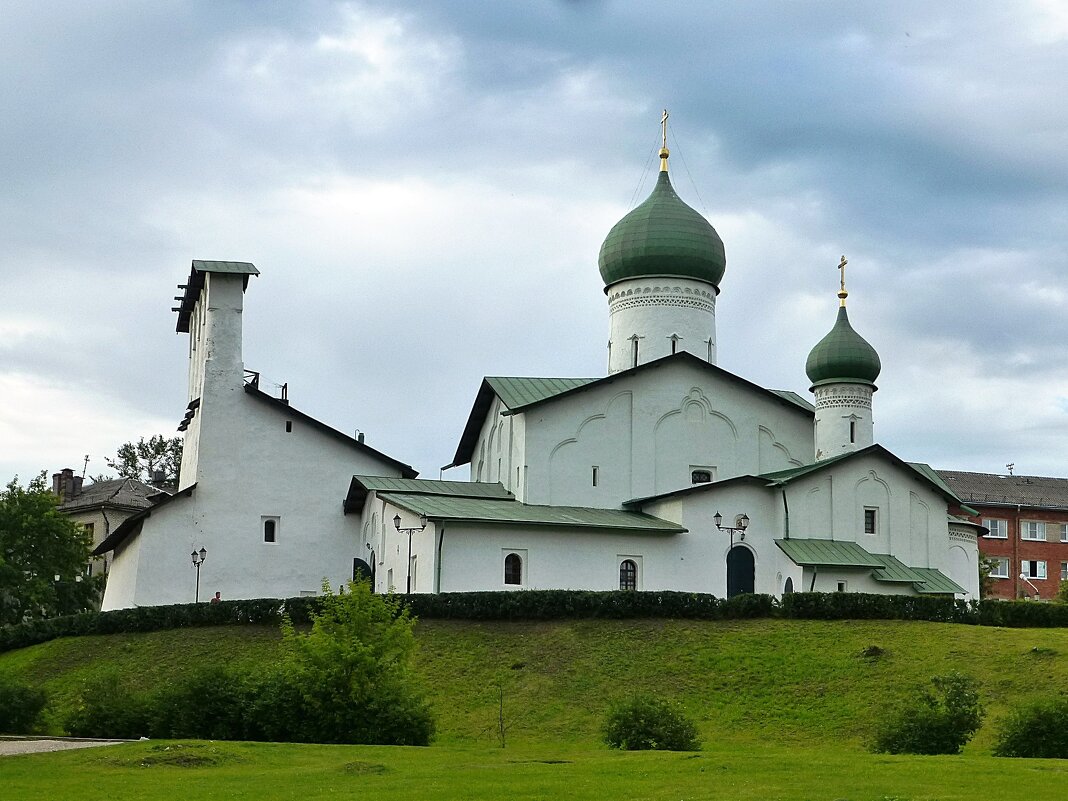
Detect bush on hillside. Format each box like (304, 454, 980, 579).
(872, 672, 984, 755)
(65, 668, 153, 739)
(602, 694, 700, 751)
(993, 697, 1068, 758)
(0, 674, 48, 733)
(148, 665, 251, 740)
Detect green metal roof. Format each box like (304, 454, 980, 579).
(770, 389, 815, 413)
(911, 567, 967, 595)
(175, 260, 260, 333)
(870, 553, 929, 583)
(190, 260, 260, 275)
(345, 477, 510, 514)
(486, 376, 597, 410)
(775, 538, 885, 568)
(805, 306, 881, 388)
(380, 492, 686, 533)
(598, 170, 726, 289)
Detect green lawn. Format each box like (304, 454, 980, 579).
(4, 738, 1068, 801)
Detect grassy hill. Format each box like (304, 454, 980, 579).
(3, 617, 1068, 753)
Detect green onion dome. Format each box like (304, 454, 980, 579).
(598, 169, 726, 290)
(805, 306, 882, 388)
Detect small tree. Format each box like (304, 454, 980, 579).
(0, 473, 101, 626)
(277, 580, 434, 745)
(0, 675, 48, 734)
(993, 697, 1068, 758)
(1056, 580, 1068, 605)
(105, 435, 183, 487)
(873, 672, 984, 755)
(602, 694, 701, 751)
(978, 554, 998, 599)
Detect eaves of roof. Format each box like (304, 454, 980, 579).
(344, 476, 513, 514)
(173, 260, 259, 333)
(92, 484, 196, 555)
(380, 492, 686, 533)
(622, 474, 771, 508)
(243, 385, 417, 479)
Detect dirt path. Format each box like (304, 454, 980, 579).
(0, 738, 125, 756)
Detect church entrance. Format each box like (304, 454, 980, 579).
(726, 546, 754, 597)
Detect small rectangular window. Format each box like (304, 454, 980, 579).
(989, 557, 1010, 579)
(285, 420, 293, 433)
(849, 420, 856, 444)
(262, 517, 278, 543)
(1061, 561, 1068, 582)
(1022, 560, 1047, 580)
(863, 508, 877, 535)
(592, 466, 599, 487)
(1022, 521, 1046, 541)
(983, 519, 1008, 538)
(836, 581, 848, 593)
(1060, 524, 1068, 543)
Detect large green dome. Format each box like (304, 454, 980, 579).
(598, 170, 726, 290)
(806, 306, 882, 388)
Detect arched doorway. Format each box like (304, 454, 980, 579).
(726, 546, 755, 597)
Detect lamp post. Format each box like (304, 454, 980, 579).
(714, 511, 750, 549)
(1019, 573, 1041, 601)
(394, 513, 427, 594)
(191, 547, 207, 602)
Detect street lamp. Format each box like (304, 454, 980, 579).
(1019, 573, 1041, 601)
(191, 547, 207, 603)
(394, 513, 428, 594)
(714, 511, 750, 548)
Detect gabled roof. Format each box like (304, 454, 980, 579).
(92, 484, 196, 555)
(174, 260, 259, 333)
(935, 469, 1068, 511)
(776, 538, 966, 596)
(58, 477, 166, 514)
(449, 352, 814, 468)
(345, 476, 513, 514)
(448, 377, 596, 469)
(243, 384, 417, 479)
(381, 492, 686, 533)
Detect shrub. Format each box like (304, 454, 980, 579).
(0, 674, 48, 733)
(65, 667, 153, 739)
(993, 697, 1068, 758)
(148, 665, 251, 740)
(602, 695, 700, 751)
(872, 672, 984, 755)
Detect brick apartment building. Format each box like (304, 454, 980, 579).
(937, 469, 1068, 600)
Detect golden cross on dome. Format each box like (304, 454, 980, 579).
(659, 108, 670, 171)
(837, 255, 849, 306)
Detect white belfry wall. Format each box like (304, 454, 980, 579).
(813, 383, 874, 462)
(607, 277, 717, 373)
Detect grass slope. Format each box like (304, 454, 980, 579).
(2, 618, 1068, 753)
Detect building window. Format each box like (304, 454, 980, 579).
(1021, 521, 1046, 541)
(983, 518, 1008, 538)
(592, 466, 599, 487)
(619, 559, 638, 591)
(1022, 560, 1047, 580)
(989, 557, 1010, 579)
(285, 420, 293, 433)
(1061, 561, 1068, 582)
(262, 517, 279, 543)
(849, 420, 856, 444)
(631, 337, 639, 368)
(863, 508, 877, 535)
(83, 522, 94, 539)
(836, 581, 848, 592)
(1060, 524, 1068, 543)
(504, 552, 523, 585)
(691, 469, 712, 484)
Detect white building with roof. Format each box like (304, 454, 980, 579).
(96, 129, 979, 609)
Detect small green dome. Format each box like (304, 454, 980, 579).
(598, 170, 726, 289)
(806, 306, 881, 388)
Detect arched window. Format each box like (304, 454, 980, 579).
(619, 559, 637, 591)
(691, 469, 712, 484)
(504, 552, 523, 585)
(783, 577, 794, 595)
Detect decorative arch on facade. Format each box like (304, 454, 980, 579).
(653, 388, 737, 494)
(758, 425, 803, 471)
(546, 391, 634, 504)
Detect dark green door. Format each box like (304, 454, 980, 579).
(726, 547, 754, 597)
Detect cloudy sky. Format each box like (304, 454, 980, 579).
(2, 0, 1067, 486)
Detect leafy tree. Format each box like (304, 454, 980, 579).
(0, 473, 102, 626)
(872, 672, 984, 755)
(105, 435, 183, 487)
(993, 696, 1068, 758)
(1057, 580, 1068, 605)
(978, 553, 998, 599)
(276, 580, 435, 745)
(602, 694, 701, 751)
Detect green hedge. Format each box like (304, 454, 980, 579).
(3, 590, 1068, 653)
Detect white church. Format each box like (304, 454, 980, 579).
(95, 129, 981, 609)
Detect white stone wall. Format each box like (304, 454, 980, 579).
(813, 383, 874, 462)
(516, 359, 812, 507)
(607, 277, 717, 374)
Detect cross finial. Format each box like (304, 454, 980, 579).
(837, 254, 849, 306)
(659, 109, 670, 171)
